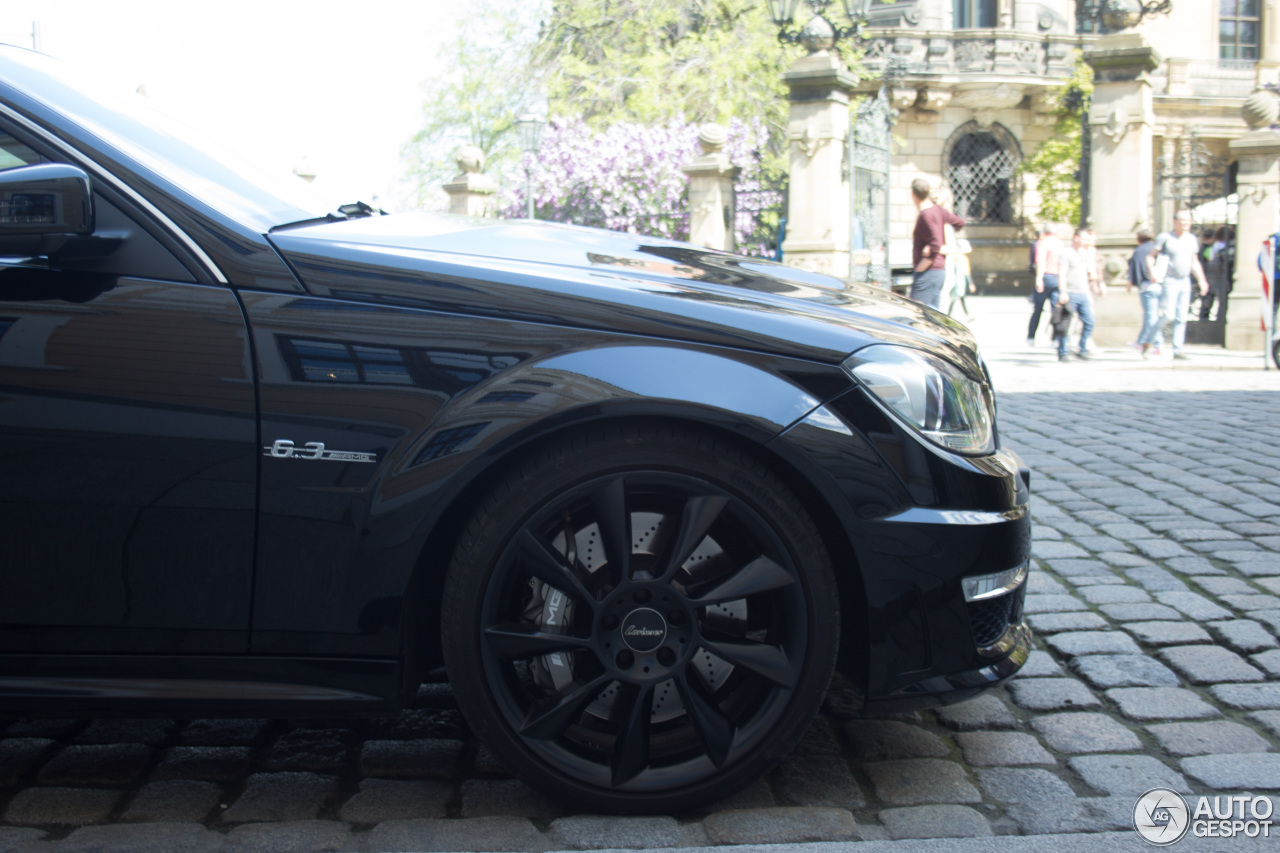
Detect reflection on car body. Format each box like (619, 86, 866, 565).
(0, 43, 1031, 813)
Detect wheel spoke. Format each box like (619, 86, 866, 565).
(484, 623, 592, 660)
(592, 476, 631, 584)
(688, 555, 796, 606)
(701, 637, 797, 689)
(656, 495, 728, 581)
(675, 669, 735, 768)
(520, 673, 613, 740)
(516, 529, 594, 606)
(610, 681, 653, 786)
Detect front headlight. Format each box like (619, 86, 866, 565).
(842, 345, 995, 455)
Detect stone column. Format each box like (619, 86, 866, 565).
(1227, 91, 1280, 352)
(442, 145, 496, 217)
(682, 124, 741, 252)
(1082, 34, 1160, 346)
(781, 51, 858, 278)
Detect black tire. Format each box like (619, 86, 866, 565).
(1272, 336, 1279, 371)
(441, 425, 840, 814)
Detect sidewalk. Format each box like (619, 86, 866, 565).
(956, 296, 1277, 393)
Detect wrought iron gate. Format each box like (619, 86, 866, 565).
(849, 87, 893, 286)
(1153, 135, 1235, 346)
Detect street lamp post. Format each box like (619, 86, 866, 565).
(1076, 0, 1173, 32)
(766, 0, 873, 53)
(515, 113, 546, 220)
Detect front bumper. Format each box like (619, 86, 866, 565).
(771, 389, 1033, 713)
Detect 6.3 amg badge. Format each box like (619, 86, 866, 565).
(264, 439, 376, 463)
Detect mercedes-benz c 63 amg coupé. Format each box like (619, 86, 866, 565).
(0, 44, 1030, 813)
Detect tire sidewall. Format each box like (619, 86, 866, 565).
(441, 427, 840, 814)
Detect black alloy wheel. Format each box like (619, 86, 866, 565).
(442, 427, 839, 813)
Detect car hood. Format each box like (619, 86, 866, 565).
(267, 213, 981, 371)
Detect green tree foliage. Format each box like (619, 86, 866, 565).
(1018, 57, 1093, 226)
(402, 0, 867, 212)
(400, 2, 545, 208)
(535, 1, 801, 134)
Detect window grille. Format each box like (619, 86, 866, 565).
(947, 131, 1018, 225)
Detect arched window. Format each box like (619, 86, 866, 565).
(945, 122, 1021, 225)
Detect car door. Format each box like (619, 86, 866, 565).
(0, 122, 258, 656)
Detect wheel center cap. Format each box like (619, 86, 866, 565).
(620, 607, 667, 653)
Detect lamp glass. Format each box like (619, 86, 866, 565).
(765, 0, 803, 25)
(1101, 0, 1141, 29)
(516, 114, 546, 153)
(841, 0, 872, 20)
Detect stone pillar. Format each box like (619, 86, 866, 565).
(1082, 34, 1160, 346)
(781, 52, 858, 278)
(682, 124, 741, 252)
(1227, 91, 1280, 352)
(1258, 0, 1280, 88)
(442, 145, 496, 217)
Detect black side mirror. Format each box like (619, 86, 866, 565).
(0, 162, 97, 262)
(1, 162, 93, 234)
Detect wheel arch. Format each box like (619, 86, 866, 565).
(397, 409, 869, 704)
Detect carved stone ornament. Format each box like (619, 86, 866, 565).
(1014, 41, 1041, 71)
(697, 123, 728, 154)
(1242, 89, 1280, 129)
(920, 88, 952, 112)
(955, 40, 994, 70)
(974, 109, 997, 129)
(455, 145, 485, 175)
(952, 83, 1023, 109)
(890, 87, 919, 110)
(1102, 103, 1129, 141)
(786, 256, 833, 275)
(1038, 11, 1055, 30)
(862, 39, 889, 62)
(797, 127, 821, 158)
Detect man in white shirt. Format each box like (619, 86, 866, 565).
(1147, 210, 1208, 361)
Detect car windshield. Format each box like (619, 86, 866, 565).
(0, 44, 337, 231)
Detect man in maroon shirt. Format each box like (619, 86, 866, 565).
(910, 178, 965, 309)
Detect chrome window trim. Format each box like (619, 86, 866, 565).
(0, 101, 228, 284)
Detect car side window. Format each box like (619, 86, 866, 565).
(0, 131, 47, 171)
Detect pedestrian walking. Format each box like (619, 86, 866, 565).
(943, 226, 975, 320)
(1028, 223, 1062, 345)
(909, 177, 964, 309)
(1128, 229, 1161, 358)
(1056, 227, 1098, 362)
(1147, 210, 1208, 360)
(1199, 225, 1234, 321)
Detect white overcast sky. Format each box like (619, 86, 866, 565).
(0, 0, 471, 211)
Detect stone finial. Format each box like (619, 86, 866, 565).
(1242, 89, 1280, 129)
(455, 145, 486, 175)
(697, 124, 728, 155)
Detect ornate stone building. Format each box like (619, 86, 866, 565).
(848, 0, 1277, 307)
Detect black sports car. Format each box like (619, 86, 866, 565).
(0, 44, 1030, 813)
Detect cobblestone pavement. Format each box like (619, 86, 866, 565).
(2, 299, 1279, 851)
